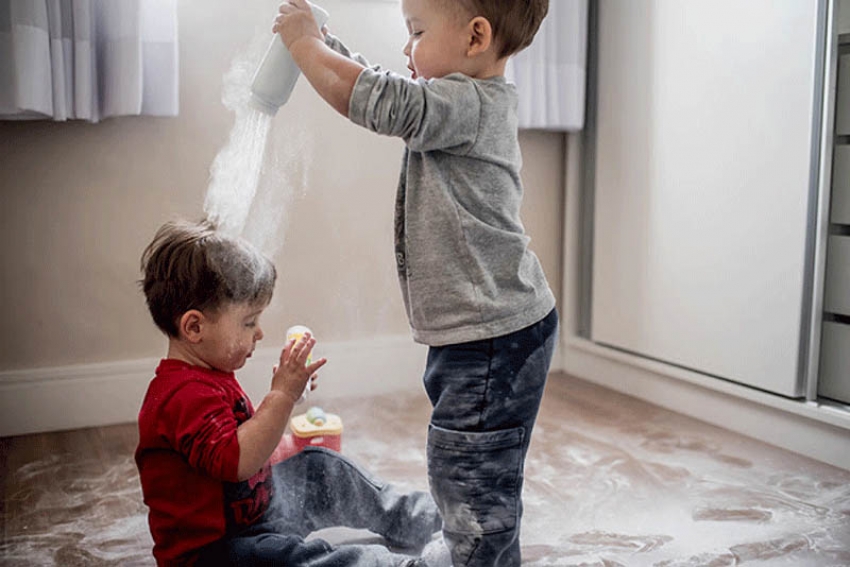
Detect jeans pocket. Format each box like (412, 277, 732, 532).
(427, 425, 524, 536)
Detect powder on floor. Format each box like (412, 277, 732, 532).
(0, 455, 151, 566)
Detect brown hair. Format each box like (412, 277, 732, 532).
(443, 0, 549, 58)
(140, 219, 277, 337)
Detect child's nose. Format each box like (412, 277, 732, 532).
(403, 39, 412, 56)
(255, 326, 264, 341)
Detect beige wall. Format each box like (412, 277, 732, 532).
(0, 0, 564, 373)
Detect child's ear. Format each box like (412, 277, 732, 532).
(467, 16, 493, 57)
(178, 310, 204, 344)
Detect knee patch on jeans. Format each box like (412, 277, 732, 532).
(427, 424, 524, 536)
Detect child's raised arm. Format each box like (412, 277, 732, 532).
(235, 334, 326, 480)
(274, 0, 365, 117)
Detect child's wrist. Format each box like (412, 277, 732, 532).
(265, 388, 299, 410)
(289, 35, 325, 64)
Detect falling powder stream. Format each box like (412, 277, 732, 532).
(203, 31, 310, 251)
(204, 108, 273, 238)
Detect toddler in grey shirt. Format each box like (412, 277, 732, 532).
(274, 1, 557, 565)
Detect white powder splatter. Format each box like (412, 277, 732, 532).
(0, 455, 152, 566)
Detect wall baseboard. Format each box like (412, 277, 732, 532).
(0, 336, 424, 438)
(0, 336, 566, 438)
(561, 337, 850, 471)
(0, 358, 159, 438)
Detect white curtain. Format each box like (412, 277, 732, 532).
(506, 0, 588, 131)
(0, 0, 178, 122)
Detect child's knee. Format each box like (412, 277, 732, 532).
(426, 424, 524, 535)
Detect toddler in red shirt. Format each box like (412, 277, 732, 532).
(136, 220, 441, 566)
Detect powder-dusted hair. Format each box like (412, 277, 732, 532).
(140, 219, 277, 337)
(444, 0, 549, 58)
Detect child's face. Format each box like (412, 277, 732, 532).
(402, 0, 471, 80)
(198, 302, 266, 373)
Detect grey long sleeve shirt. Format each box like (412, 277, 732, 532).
(334, 40, 555, 346)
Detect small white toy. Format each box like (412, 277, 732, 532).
(286, 325, 314, 404)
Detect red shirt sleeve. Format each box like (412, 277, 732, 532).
(160, 380, 241, 483)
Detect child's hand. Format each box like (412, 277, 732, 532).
(273, 0, 323, 50)
(271, 332, 327, 404)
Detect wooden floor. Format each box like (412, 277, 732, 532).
(2, 372, 849, 566)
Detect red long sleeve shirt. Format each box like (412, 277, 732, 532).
(135, 359, 272, 566)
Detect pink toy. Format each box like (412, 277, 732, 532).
(269, 407, 343, 465)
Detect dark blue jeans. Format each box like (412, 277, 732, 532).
(209, 447, 441, 567)
(423, 309, 558, 567)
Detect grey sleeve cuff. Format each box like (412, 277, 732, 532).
(348, 67, 381, 125)
(324, 33, 373, 68)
